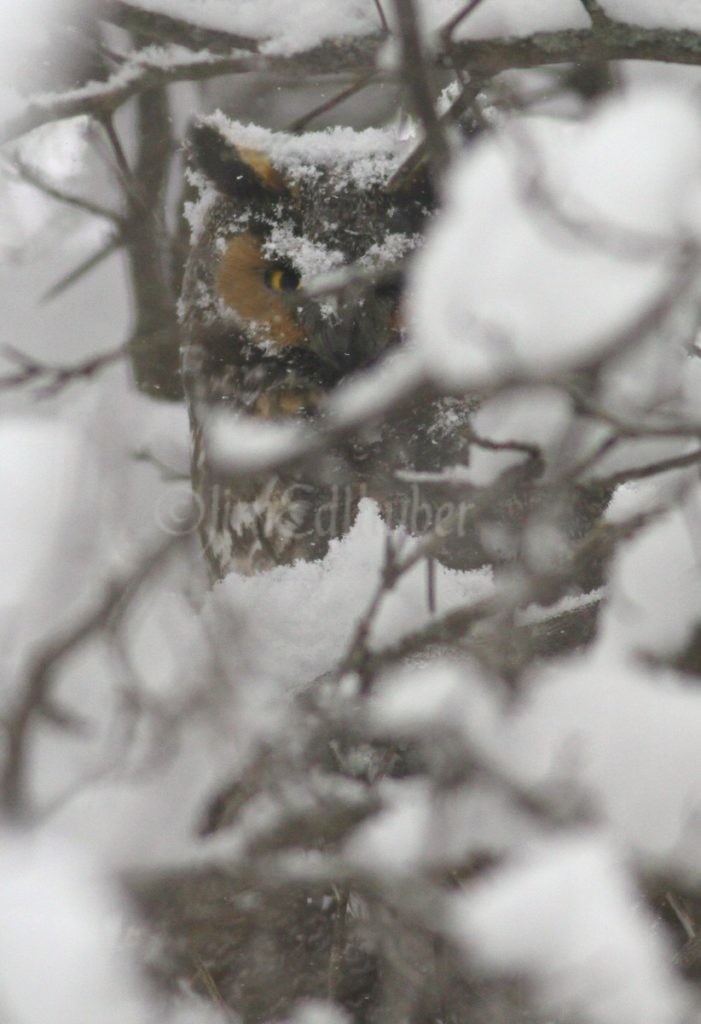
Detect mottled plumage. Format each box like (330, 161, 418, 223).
(179, 115, 436, 577)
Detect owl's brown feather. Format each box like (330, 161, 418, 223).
(217, 232, 306, 348)
(180, 116, 439, 578)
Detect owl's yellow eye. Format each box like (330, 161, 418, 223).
(264, 266, 301, 292)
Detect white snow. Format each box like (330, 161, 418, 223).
(0, 418, 86, 612)
(370, 659, 501, 744)
(122, 0, 701, 56)
(601, 0, 701, 31)
(208, 409, 307, 472)
(0, 831, 146, 1024)
(599, 480, 701, 658)
(0, 117, 103, 261)
(410, 89, 701, 387)
(131, 0, 589, 55)
(449, 833, 683, 1024)
(206, 499, 494, 690)
(204, 113, 412, 187)
(508, 649, 701, 865)
(263, 225, 346, 281)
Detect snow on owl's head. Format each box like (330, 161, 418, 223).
(179, 115, 433, 388)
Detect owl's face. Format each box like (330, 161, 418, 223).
(179, 117, 437, 576)
(180, 116, 433, 409)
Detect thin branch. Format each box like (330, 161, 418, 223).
(577, 0, 611, 28)
(7, 21, 701, 147)
(41, 235, 121, 303)
(590, 446, 701, 489)
(339, 533, 404, 683)
(351, 507, 658, 683)
(440, 0, 490, 42)
(288, 71, 380, 132)
(388, 73, 484, 190)
(0, 40, 381, 144)
(0, 534, 187, 818)
(391, 0, 451, 176)
(469, 430, 541, 461)
(373, 0, 391, 35)
(101, 0, 260, 53)
(9, 156, 125, 226)
(98, 113, 151, 216)
(0, 342, 127, 396)
(572, 389, 701, 441)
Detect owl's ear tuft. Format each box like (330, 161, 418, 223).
(187, 122, 287, 198)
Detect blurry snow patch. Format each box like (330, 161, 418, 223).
(0, 0, 68, 85)
(206, 500, 494, 690)
(0, 830, 145, 1024)
(0, 418, 86, 611)
(347, 778, 434, 873)
(449, 833, 683, 1024)
(0, 85, 23, 124)
(602, 0, 701, 30)
(600, 480, 701, 658)
(349, 663, 540, 872)
(348, 775, 541, 873)
(326, 347, 424, 425)
(410, 89, 701, 387)
(508, 650, 701, 864)
(208, 410, 306, 472)
(371, 660, 500, 746)
(17, 115, 91, 181)
(288, 1000, 350, 1024)
(0, 117, 102, 261)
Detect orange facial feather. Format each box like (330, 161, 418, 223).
(217, 232, 305, 347)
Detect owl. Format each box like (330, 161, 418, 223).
(178, 114, 447, 578)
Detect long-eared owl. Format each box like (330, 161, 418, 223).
(179, 114, 442, 578)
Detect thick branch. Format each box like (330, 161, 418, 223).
(6, 19, 701, 148)
(448, 22, 701, 76)
(0, 38, 382, 144)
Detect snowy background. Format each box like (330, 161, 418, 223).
(4, 2, 701, 1024)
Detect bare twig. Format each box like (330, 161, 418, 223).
(373, 0, 391, 35)
(0, 343, 127, 396)
(288, 71, 380, 132)
(7, 19, 701, 148)
(0, 40, 381, 144)
(390, 0, 451, 176)
(9, 156, 124, 226)
(41, 235, 121, 303)
(577, 0, 611, 28)
(98, 113, 150, 215)
(440, 0, 490, 42)
(339, 533, 404, 683)
(0, 534, 187, 818)
(590, 446, 701, 490)
(102, 0, 260, 53)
